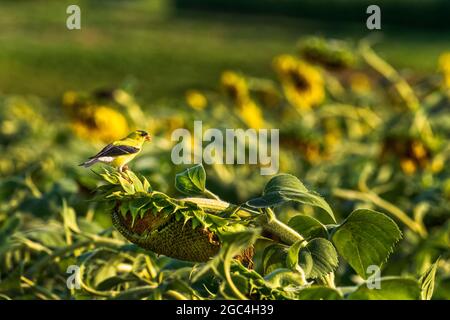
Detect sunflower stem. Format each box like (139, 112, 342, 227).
(260, 208, 305, 245)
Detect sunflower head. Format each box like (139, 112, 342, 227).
(221, 71, 250, 106)
(71, 105, 129, 143)
(273, 55, 325, 110)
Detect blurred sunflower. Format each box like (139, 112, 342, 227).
(70, 106, 129, 143)
(438, 52, 450, 89)
(237, 100, 266, 129)
(62, 91, 130, 143)
(382, 137, 431, 176)
(185, 90, 207, 110)
(221, 71, 249, 106)
(298, 36, 356, 70)
(273, 55, 325, 111)
(220, 71, 266, 129)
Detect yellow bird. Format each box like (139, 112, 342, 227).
(80, 130, 151, 172)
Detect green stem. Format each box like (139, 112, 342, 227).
(259, 208, 305, 245)
(180, 197, 259, 218)
(204, 189, 221, 201)
(165, 290, 189, 300)
(360, 41, 420, 112)
(182, 198, 305, 245)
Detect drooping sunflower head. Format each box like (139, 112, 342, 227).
(298, 36, 356, 70)
(220, 71, 250, 107)
(273, 54, 325, 110)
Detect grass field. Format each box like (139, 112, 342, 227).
(1, 0, 449, 104)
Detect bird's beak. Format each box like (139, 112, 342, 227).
(145, 135, 151, 142)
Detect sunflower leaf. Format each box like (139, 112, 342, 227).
(246, 174, 335, 223)
(175, 164, 206, 196)
(331, 209, 402, 279)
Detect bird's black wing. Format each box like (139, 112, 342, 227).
(89, 144, 140, 159)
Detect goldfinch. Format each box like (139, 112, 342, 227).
(80, 130, 151, 172)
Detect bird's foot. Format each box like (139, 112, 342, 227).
(119, 165, 132, 182)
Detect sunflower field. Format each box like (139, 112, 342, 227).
(0, 0, 449, 301)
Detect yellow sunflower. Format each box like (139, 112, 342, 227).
(237, 100, 266, 129)
(220, 71, 266, 129)
(273, 54, 325, 111)
(70, 105, 129, 143)
(221, 71, 250, 106)
(438, 52, 450, 89)
(62, 90, 130, 143)
(185, 90, 207, 111)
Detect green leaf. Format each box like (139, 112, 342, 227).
(262, 244, 288, 275)
(0, 267, 22, 292)
(192, 228, 260, 283)
(175, 164, 206, 196)
(348, 277, 421, 300)
(297, 286, 343, 300)
(60, 200, 80, 233)
(299, 238, 338, 279)
(288, 215, 329, 240)
(117, 175, 135, 194)
(126, 171, 144, 192)
(129, 197, 152, 222)
(331, 209, 402, 279)
(286, 240, 306, 270)
(142, 176, 152, 193)
(246, 174, 335, 223)
(262, 239, 337, 280)
(0, 216, 20, 248)
(419, 258, 440, 300)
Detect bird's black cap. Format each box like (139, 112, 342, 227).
(136, 130, 149, 137)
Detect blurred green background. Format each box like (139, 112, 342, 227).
(0, 0, 449, 104)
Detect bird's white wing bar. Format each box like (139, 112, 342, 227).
(98, 156, 114, 163)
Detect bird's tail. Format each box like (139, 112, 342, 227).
(79, 158, 98, 168)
